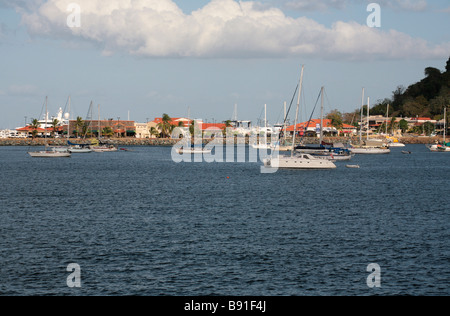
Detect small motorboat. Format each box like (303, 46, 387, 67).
(402, 151, 412, 154)
(346, 164, 360, 169)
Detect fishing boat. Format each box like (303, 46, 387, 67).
(263, 66, 336, 170)
(28, 97, 71, 158)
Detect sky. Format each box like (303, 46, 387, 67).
(0, 0, 449, 129)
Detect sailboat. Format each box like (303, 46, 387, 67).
(252, 104, 276, 150)
(294, 87, 353, 161)
(427, 107, 450, 152)
(28, 97, 71, 158)
(349, 92, 390, 154)
(263, 66, 336, 170)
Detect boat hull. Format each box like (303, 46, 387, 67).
(427, 144, 450, 152)
(68, 148, 92, 153)
(91, 146, 118, 152)
(264, 155, 337, 169)
(28, 151, 71, 158)
(349, 147, 390, 154)
(176, 148, 212, 154)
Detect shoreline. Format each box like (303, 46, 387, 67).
(0, 136, 444, 147)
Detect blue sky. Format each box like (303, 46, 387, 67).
(0, 0, 449, 129)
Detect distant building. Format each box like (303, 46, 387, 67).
(285, 119, 357, 137)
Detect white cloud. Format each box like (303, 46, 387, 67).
(285, 0, 428, 12)
(285, 0, 349, 11)
(12, 0, 449, 60)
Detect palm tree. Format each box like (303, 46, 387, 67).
(51, 119, 59, 138)
(30, 118, 40, 139)
(150, 126, 160, 138)
(157, 113, 172, 138)
(102, 126, 113, 138)
(75, 116, 84, 138)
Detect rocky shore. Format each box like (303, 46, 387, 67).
(0, 136, 444, 147)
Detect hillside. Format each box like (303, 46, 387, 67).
(369, 57, 450, 120)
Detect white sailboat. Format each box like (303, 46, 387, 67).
(350, 94, 390, 154)
(427, 107, 450, 152)
(252, 104, 276, 150)
(28, 97, 71, 158)
(263, 66, 336, 170)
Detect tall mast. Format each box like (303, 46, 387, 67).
(386, 103, 390, 135)
(98, 104, 101, 139)
(44, 96, 48, 148)
(264, 104, 267, 145)
(283, 101, 287, 142)
(320, 86, 324, 144)
(67, 96, 71, 141)
(444, 107, 447, 143)
(291, 65, 305, 157)
(360, 88, 364, 144)
(367, 97, 370, 141)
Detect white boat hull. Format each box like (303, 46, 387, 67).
(177, 148, 212, 154)
(28, 151, 71, 158)
(387, 142, 405, 147)
(427, 144, 450, 152)
(68, 148, 92, 153)
(349, 147, 390, 154)
(264, 154, 337, 169)
(91, 146, 118, 152)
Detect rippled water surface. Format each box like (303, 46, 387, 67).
(0, 145, 449, 295)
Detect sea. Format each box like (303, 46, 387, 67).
(0, 144, 448, 296)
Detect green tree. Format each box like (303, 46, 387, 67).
(102, 126, 113, 137)
(399, 119, 408, 133)
(150, 126, 160, 138)
(157, 114, 172, 138)
(75, 116, 84, 138)
(30, 118, 40, 139)
(51, 119, 59, 138)
(326, 110, 343, 130)
(423, 122, 435, 136)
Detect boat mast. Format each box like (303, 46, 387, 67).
(283, 101, 287, 143)
(386, 103, 390, 135)
(367, 97, 370, 141)
(444, 106, 447, 143)
(264, 103, 267, 145)
(291, 65, 305, 157)
(44, 96, 48, 149)
(98, 104, 101, 139)
(360, 88, 364, 144)
(320, 86, 324, 144)
(67, 96, 71, 142)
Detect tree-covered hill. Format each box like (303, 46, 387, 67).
(368, 57, 450, 120)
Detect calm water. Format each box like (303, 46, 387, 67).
(0, 144, 448, 296)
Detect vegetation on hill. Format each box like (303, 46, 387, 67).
(366, 57, 450, 120)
